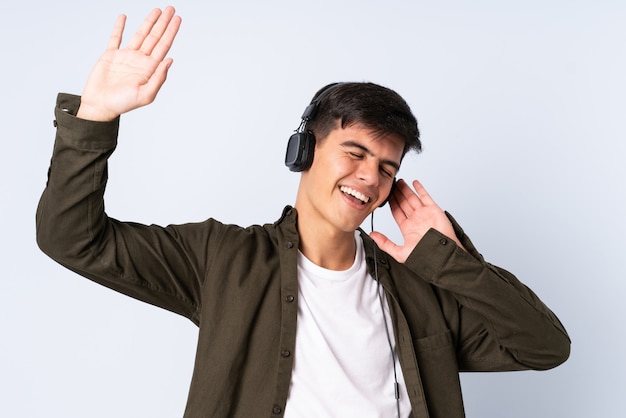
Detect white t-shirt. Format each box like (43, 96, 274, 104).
(284, 231, 411, 418)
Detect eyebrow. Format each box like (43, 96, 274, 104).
(340, 141, 401, 172)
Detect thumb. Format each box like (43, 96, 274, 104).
(370, 231, 399, 257)
(139, 58, 174, 106)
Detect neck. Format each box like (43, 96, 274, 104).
(295, 209, 358, 271)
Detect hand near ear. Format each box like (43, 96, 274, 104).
(77, 6, 182, 122)
(370, 179, 466, 263)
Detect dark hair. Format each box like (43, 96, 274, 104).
(307, 82, 421, 157)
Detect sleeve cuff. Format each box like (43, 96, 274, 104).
(404, 212, 484, 283)
(54, 93, 120, 151)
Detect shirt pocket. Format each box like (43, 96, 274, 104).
(413, 330, 464, 415)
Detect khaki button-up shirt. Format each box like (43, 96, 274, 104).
(36, 93, 570, 417)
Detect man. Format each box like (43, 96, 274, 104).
(36, 6, 570, 418)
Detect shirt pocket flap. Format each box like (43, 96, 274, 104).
(414, 330, 453, 352)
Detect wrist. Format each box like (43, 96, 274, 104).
(76, 100, 118, 122)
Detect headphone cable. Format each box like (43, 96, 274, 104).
(370, 212, 401, 418)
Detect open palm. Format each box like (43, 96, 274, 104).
(78, 7, 181, 121)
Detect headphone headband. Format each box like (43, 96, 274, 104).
(301, 82, 341, 121)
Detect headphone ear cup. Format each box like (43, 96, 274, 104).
(379, 178, 397, 208)
(285, 131, 316, 172)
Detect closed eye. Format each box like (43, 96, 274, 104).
(380, 166, 394, 178)
(341, 140, 401, 176)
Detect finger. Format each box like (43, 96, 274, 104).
(139, 6, 178, 56)
(411, 179, 435, 205)
(106, 14, 126, 50)
(388, 194, 411, 225)
(126, 8, 163, 51)
(389, 186, 432, 230)
(151, 14, 182, 61)
(387, 182, 410, 219)
(393, 179, 422, 217)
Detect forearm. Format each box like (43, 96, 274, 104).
(36, 94, 200, 320)
(37, 93, 118, 262)
(406, 214, 570, 370)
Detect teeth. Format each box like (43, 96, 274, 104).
(340, 186, 370, 203)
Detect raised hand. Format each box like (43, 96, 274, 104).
(370, 179, 466, 263)
(77, 6, 182, 121)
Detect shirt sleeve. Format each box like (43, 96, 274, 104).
(404, 212, 571, 371)
(36, 93, 210, 324)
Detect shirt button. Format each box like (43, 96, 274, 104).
(285, 295, 295, 303)
(281, 350, 291, 358)
(439, 238, 448, 245)
(273, 406, 282, 414)
(53, 120, 58, 128)
(285, 241, 294, 249)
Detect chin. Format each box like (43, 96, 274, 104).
(340, 213, 370, 232)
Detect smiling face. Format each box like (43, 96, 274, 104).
(294, 122, 405, 239)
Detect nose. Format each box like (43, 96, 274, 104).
(356, 158, 380, 187)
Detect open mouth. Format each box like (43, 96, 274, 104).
(340, 186, 370, 205)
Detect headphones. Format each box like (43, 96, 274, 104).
(285, 83, 340, 172)
(284, 83, 396, 207)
